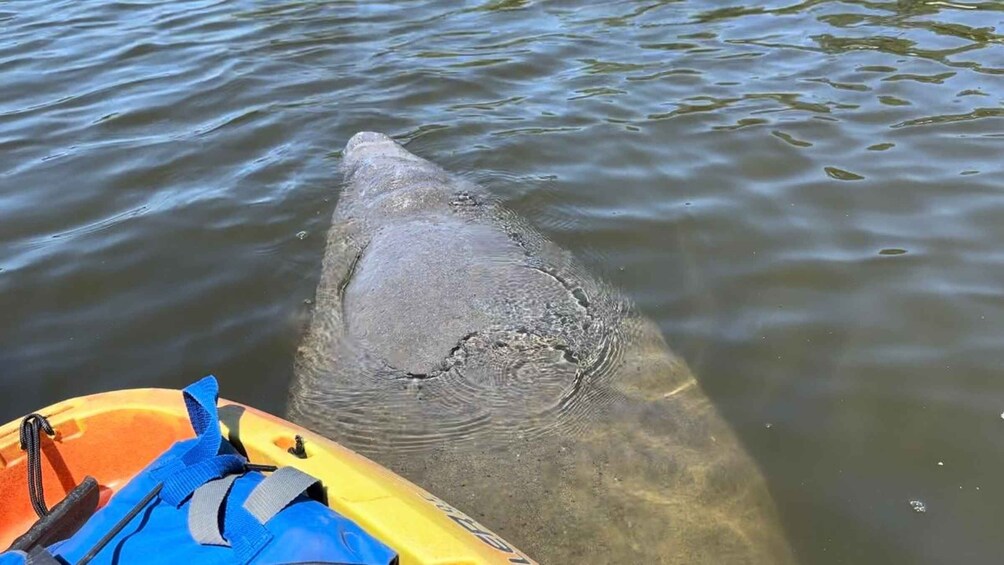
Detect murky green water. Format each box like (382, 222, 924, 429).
(2, 0, 1003, 562)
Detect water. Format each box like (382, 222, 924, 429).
(1, 0, 1003, 562)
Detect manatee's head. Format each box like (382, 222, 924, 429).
(343, 131, 418, 166)
(340, 132, 450, 204)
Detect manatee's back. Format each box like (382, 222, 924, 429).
(289, 132, 795, 564)
(301, 132, 634, 450)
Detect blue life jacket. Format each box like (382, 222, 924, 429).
(2, 376, 397, 565)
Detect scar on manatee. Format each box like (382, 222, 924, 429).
(337, 247, 365, 297)
(392, 329, 586, 383)
(489, 332, 580, 365)
(527, 266, 592, 311)
(446, 331, 480, 359)
(336, 246, 365, 326)
(663, 379, 697, 398)
(500, 224, 535, 257)
(394, 369, 442, 382)
(551, 343, 580, 364)
(391, 332, 481, 381)
(449, 191, 478, 208)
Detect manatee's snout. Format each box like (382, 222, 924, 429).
(345, 131, 396, 156)
(343, 131, 424, 167)
(341, 131, 444, 200)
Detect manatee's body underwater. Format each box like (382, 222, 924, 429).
(288, 132, 794, 564)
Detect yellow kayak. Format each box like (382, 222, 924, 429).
(0, 387, 535, 564)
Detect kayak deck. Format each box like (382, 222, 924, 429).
(0, 389, 535, 564)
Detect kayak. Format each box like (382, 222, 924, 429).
(0, 382, 535, 564)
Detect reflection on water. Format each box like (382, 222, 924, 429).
(1, 1, 1003, 563)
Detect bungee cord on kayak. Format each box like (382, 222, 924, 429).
(19, 414, 56, 519)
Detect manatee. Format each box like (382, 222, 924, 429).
(288, 132, 794, 564)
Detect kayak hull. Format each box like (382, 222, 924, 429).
(0, 388, 535, 564)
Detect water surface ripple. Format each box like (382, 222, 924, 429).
(2, 1, 1003, 563)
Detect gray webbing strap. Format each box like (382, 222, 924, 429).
(242, 466, 320, 525)
(187, 473, 238, 547)
(26, 546, 63, 565)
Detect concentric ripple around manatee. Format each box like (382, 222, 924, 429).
(304, 290, 630, 454)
